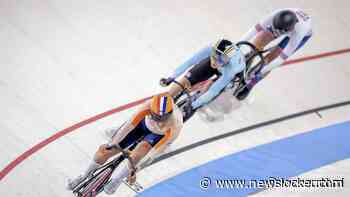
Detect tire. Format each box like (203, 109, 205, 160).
(81, 168, 113, 197)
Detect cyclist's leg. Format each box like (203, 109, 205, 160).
(103, 123, 126, 141)
(168, 57, 216, 98)
(264, 46, 283, 65)
(168, 76, 191, 97)
(263, 33, 311, 71)
(95, 121, 147, 164)
(104, 132, 164, 194)
(294, 34, 312, 53)
(67, 121, 146, 190)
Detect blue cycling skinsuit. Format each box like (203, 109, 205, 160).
(170, 44, 246, 109)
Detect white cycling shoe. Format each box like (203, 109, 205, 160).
(66, 174, 87, 190)
(104, 178, 122, 195)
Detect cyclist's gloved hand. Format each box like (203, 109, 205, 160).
(127, 168, 137, 184)
(159, 77, 174, 87)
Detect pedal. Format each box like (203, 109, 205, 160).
(122, 180, 144, 193)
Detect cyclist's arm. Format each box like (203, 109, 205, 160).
(240, 10, 279, 42)
(240, 25, 258, 42)
(191, 53, 245, 109)
(240, 21, 269, 42)
(111, 103, 150, 145)
(263, 32, 310, 74)
(171, 46, 212, 79)
(191, 71, 233, 109)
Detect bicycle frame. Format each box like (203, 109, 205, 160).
(233, 41, 276, 96)
(72, 145, 134, 197)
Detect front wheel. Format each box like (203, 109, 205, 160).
(79, 168, 113, 197)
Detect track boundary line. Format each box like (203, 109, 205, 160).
(150, 100, 350, 165)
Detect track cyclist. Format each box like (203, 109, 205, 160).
(236, 8, 312, 100)
(160, 38, 246, 119)
(67, 93, 183, 195)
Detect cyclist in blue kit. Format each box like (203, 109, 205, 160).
(160, 38, 246, 118)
